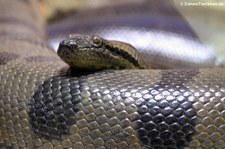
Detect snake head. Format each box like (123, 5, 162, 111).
(57, 34, 145, 70)
(57, 34, 104, 59)
(57, 34, 108, 70)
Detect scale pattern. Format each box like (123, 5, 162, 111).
(0, 0, 225, 149)
(28, 69, 225, 149)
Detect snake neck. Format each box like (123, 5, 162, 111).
(103, 39, 147, 69)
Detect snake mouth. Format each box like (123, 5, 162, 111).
(57, 43, 75, 60)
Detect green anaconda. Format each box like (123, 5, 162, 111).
(57, 34, 147, 70)
(0, 0, 225, 149)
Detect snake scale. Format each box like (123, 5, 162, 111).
(0, 0, 225, 149)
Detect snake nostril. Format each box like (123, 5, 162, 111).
(69, 44, 77, 49)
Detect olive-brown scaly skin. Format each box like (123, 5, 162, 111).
(0, 0, 225, 149)
(57, 35, 146, 70)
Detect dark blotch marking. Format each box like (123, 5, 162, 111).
(29, 76, 83, 139)
(25, 56, 59, 63)
(137, 69, 199, 148)
(0, 52, 19, 65)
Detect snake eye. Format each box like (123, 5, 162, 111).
(92, 36, 102, 45)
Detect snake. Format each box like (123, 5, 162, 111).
(0, 0, 225, 149)
(57, 34, 146, 70)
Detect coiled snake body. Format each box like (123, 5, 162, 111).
(0, 0, 225, 149)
